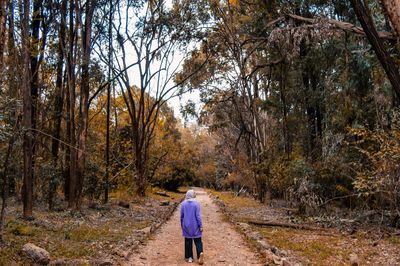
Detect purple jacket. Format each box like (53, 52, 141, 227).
(180, 199, 203, 238)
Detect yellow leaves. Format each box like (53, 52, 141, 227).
(228, 0, 239, 7)
(349, 126, 400, 200)
(254, 97, 263, 107)
(335, 184, 349, 194)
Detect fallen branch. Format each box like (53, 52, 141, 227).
(246, 219, 320, 231)
(154, 191, 169, 197)
(234, 186, 246, 197)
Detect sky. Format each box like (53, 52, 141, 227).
(118, 3, 201, 122)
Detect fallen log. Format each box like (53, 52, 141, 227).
(245, 219, 320, 231)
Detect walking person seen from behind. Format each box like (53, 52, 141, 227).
(180, 189, 204, 264)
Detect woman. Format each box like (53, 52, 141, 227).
(180, 189, 204, 264)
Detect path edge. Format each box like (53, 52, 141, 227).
(208, 192, 301, 266)
(119, 196, 185, 264)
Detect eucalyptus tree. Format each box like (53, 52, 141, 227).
(105, 0, 209, 195)
(0, 0, 7, 92)
(179, 0, 400, 205)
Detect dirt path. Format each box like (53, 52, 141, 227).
(127, 189, 263, 265)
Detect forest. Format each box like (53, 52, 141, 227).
(0, 0, 400, 265)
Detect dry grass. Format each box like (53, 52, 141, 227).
(208, 190, 261, 208)
(209, 189, 400, 265)
(0, 186, 185, 265)
(255, 226, 400, 265)
(147, 187, 186, 202)
(0, 213, 150, 264)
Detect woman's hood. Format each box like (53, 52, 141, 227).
(185, 189, 196, 200)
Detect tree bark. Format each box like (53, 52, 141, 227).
(381, 0, 400, 36)
(67, 0, 77, 208)
(29, 0, 43, 194)
(0, 0, 8, 93)
(75, 0, 95, 209)
(104, 0, 113, 204)
(0, 3, 11, 236)
(49, 0, 67, 210)
(350, 0, 400, 99)
(21, 0, 33, 219)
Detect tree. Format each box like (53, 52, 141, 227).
(350, 0, 400, 99)
(381, 0, 400, 36)
(74, 0, 96, 209)
(0, 0, 8, 92)
(104, 0, 114, 203)
(110, 0, 208, 195)
(49, 0, 67, 210)
(20, 0, 34, 219)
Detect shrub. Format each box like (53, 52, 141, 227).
(157, 166, 195, 191)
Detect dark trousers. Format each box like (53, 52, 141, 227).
(184, 237, 203, 259)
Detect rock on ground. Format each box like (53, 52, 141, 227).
(21, 243, 51, 265)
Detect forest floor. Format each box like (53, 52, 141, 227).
(3, 188, 400, 265)
(211, 190, 400, 265)
(126, 189, 263, 265)
(0, 188, 184, 265)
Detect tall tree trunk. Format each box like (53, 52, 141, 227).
(30, 0, 42, 128)
(49, 0, 66, 210)
(1, 3, 10, 237)
(350, 0, 400, 98)
(67, 0, 77, 208)
(64, 77, 70, 201)
(104, 0, 113, 204)
(381, 0, 400, 36)
(0, 0, 8, 92)
(75, 0, 95, 209)
(21, 0, 33, 219)
(300, 38, 322, 161)
(279, 64, 290, 159)
(30, 0, 42, 195)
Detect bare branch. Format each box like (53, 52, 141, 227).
(287, 13, 395, 40)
